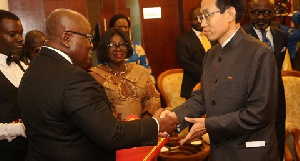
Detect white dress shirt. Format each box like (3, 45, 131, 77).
(0, 53, 27, 88)
(253, 26, 274, 49)
(0, 53, 27, 141)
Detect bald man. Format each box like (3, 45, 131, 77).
(18, 9, 176, 161)
(21, 30, 46, 65)
(243, 0, 287, 160)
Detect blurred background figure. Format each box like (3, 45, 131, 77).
(21, 30, 46, 65)
(176, 6, 212, 99)
(281, 11, 300, 70)
(272, 2, 289, 29)
(108, 14, 155, 82)
(90, 28, 161, 120)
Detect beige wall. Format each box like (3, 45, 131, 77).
(0, 0, 9, 10)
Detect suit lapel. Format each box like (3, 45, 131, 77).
(270, 27, 279, 55)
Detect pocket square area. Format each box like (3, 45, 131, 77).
(246, 141, 265, 148)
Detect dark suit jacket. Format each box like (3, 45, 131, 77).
(173, 28, 279, 161)
(243, 24, 287, 122)
(18, 47, 158, 161)
(176, 30, 206, 99)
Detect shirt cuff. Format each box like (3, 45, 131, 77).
(152, 117, 159, 133)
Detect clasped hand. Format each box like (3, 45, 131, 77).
(159, 110, 206, 145)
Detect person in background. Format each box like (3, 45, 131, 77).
(0, 9, 27, 161)
(271, 2, 288, 29)
(176, 6, 212, 99)
(90, 28, 161, 120)
(18, 9, 175, 161)
(281, 11, 300, 69)
(21, 30, 46, 65)
(161, 0, 280, 160)
(108, 14, 154, 81)
(243, 0, 287, 159)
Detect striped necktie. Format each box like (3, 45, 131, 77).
(261, 30, 274, 52)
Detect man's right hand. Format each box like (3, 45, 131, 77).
(153, 109, 177, 134)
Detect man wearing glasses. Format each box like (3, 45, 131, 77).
(161, 0, 280, 160)
(243, 0, 287, 160)
(18, 9, 176, 161)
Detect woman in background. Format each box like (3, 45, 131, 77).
(109, 14, 155, 82)
(90, 28, 161, 120)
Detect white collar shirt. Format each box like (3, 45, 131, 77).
(43, 46, 73, 64)
(253, 26, 274, 49)
(0, 53, 28, 88)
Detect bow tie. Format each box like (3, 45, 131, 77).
(6, 54, 20, 65)
(6, 54, 25, 72)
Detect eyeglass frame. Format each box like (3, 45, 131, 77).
(197, 10, 221, 23)
(106, 42, 128, 51)
(64, 31, 94, 44)
(249, 9, 272, 17)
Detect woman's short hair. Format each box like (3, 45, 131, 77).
(109, 14, 131, 28)
(97, 28, 133, 63)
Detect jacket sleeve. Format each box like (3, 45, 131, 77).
(63, 70, 158, 150)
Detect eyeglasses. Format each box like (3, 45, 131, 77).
(197, 10, 221, 23)
(250, 9, 272, 17)
(64, 31, 94, 44)
(106, 42, 128, 51)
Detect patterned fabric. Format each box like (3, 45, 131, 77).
(90, 64, 160, 120)
(282, 76, 300, 129)
(161, 72, 186, 108)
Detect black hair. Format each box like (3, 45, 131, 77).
(97, 28, 133, 63)
(216, 0, 246, 23)
(189, 7, 201, 20)
(109, 14, 131, 28)
(0, 9, 20, 22)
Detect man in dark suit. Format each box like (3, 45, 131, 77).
(18, 9, 175, 161)
(176, 7, 211, 99)
(161, 0, 280, 160)
(0, 10, 27, 161)
(243, 0, 287, 160)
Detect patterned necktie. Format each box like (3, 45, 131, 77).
(261, 30, 274, 52)
(200, 32, 211, 52)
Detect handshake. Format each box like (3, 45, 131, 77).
(153, 109, 207, 145)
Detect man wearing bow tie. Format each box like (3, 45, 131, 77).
(0, 10, 27, 161)
(243, 0, 287, 160)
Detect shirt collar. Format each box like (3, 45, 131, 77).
(0, 53, 9, 67)
(43, 46, 73, 64)
(221, 27, 240, 48)
(253, 26, 271, 33)
(192, 28, 201, 36)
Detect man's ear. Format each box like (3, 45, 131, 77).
(227, 6, 236, 22)
(60, 32, 71, 47)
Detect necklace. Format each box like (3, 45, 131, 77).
(106, 63, 127, 76)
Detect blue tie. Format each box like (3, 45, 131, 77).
(261, 30, 274, 52)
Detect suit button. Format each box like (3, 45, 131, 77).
(214, 145, 218, 148)
(214, 79, 218, 83)
(211, 100, 216, 106)
(218, 57, 222, 63)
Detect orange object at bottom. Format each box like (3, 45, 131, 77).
(116, 114, 170, 161)
(117, 137, 169, 161)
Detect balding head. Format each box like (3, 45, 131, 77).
(44, 9, 93, 69)
(46, 9, 90, 40)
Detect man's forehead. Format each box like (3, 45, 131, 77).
(200, 0, 217, 13)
